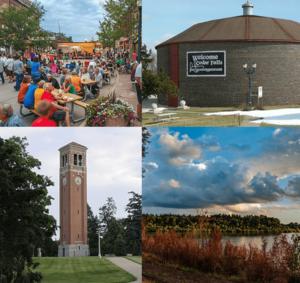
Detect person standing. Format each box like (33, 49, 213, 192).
(12, 56, 25, 91)
(5, 55, 14, 83)
(30, 57, 42, 81)
(1, 53, 7, 76)
(135, 61, 142, 122)
(0, 59, 5, 85)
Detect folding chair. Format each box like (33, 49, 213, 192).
(51, 64, 59, 77)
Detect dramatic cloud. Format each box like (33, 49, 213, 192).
(143, 128, 300, 222)
(157, 132, 202, 165)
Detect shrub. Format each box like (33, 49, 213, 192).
(86, 93, 136, 127)
(142, 218, 300, 282)
(114, 234, 127, 256)
(254, 104, 265, 110)
(132, 241, 140, 256)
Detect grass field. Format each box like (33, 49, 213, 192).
(143, 105, 300, 127)
(124, 256, 141, 265)
(143, 109, 243, 127)
(34, 257, 136, 283)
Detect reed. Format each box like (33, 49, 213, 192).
(142, 219, 300, 282)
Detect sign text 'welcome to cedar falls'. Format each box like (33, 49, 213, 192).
(187, 51, 226, 77)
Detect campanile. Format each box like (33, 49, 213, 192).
(58, 142, 89, 257)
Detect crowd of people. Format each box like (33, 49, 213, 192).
(0, 49, 142, 126)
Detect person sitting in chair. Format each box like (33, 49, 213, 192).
(91, 68, 102, 97)
(70, 71, 83, 94)
(0, 103, 25, 127)
(46, 73, 60, 89)
(61, 77, 76, 94)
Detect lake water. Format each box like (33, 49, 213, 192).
(220, 233, 296, 250)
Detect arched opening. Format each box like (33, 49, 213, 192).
(74, 154, 77, 165)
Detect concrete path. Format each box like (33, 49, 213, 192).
(106, 257, 141, 283)
(0, 60, 141, 127)
(239, 115, 262, 127)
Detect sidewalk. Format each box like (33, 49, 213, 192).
(0, 63, 141, 127)
(106, 257, 141, 283)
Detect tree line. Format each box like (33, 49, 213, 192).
(143, 213, 299, 234)
(88, 194, 141, 256)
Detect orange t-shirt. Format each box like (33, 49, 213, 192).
(34, 88, 45, 109)
(71, 75, 81, 92)
(18, 83, 30, 102)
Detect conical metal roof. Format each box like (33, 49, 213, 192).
(156, 15, 300, 49)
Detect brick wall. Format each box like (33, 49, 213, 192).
(0, 0, 31, 8)
(157, 41, 300, 107)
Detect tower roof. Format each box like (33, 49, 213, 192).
(58, 142, 87, 151)
(155, 15, 300, 49)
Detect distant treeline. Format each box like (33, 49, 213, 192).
(142, 213, 299, 234)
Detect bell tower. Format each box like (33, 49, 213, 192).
(58, 142, 89, 257)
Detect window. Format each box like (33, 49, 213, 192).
(74, 154, 77, 165)
(77, 187, 79, 191)
(62, 156, 65, 166)
(78, 234, 79, 238)
(79, 155, 82, 166)
(77, 210, 79, 214)
(65, 155, 68, 166)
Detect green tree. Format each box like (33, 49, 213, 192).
(142, 127, 151, 177)
(141, 44, 154, 71)
(132, 241, 140, 256)
(87, 204, 100, 256)
(0, 1, 51, 52)
(0, 136, 57, 283)
(114, 234, 127, 256)
(100, 0, 138, 58)
(124, 192, 141, 253)
(99, 197, 117, 233)
(97, 18, 122, 49)
(101, 219, 123, 255)
(141, 45, 178, 100)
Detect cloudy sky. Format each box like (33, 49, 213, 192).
(143, 127, 300, 224)
(1, 128, 141, 240)
(144, 0, 300, 53)
(39, 0, 104, 42)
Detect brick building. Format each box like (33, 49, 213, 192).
(156, 2, 300, 107)
(0, 0, 31, 9)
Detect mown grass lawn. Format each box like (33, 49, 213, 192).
(34, 257, 136, 283)
(124, 256, 141, 265)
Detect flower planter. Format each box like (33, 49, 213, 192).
(105, 116, 128, 127)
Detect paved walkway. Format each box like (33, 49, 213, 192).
(106, 257, 141, 283)
(0, 60, 141, 127)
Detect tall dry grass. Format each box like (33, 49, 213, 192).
(142, 219, 300, 282)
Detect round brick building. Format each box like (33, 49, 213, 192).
(156, 2, 300, 107)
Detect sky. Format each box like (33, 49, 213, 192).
(144, 0, 300, 53)
(39, 0, 105, 42)
(143, 127, 300, 224)
(1, 128, 141, 240)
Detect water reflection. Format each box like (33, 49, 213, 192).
(221, 233, 296, 250)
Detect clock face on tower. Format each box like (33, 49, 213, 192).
(75, 176, 82, 185)
(63, 177, 67, 185)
